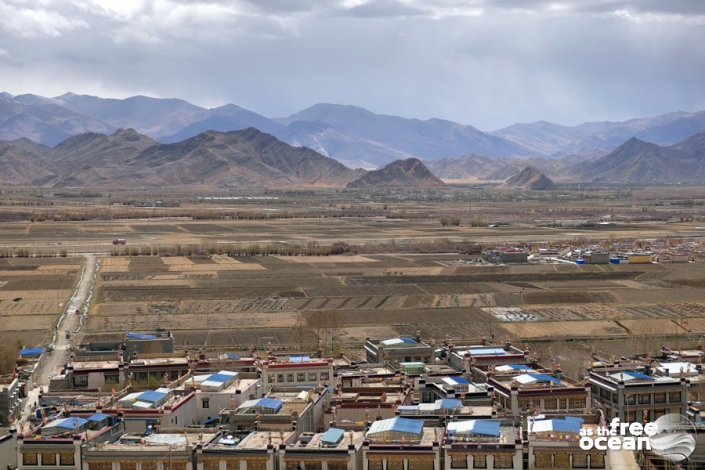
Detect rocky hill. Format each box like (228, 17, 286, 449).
(573, 133, 705, 184)
(346, 158, 445, 188)
(502, 167, 556, 190)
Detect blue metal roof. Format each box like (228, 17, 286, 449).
(55, 417, 88, 429)
(565, 416, 584, 424)
(138, 390, 167, 402)
(528, 373, 562, 385)
(207, 373, 234, 383)
(400, 338, 418, 344)
(450, 377, 470, 384)
(550, 419, 582, 433)
(468, 348, 505, 356)
(625, 371, 652, 380)
(257, 398, 283, 411)
(19, 348, 45, 356)
(368, 417, 424, 436)
(470, 420, 501, 437)
(223, 353, 240, 359)
(127, 332, 157, 340)
(321, 427, 345, 445)
(508, 364, 531, 370)
(88, 413, 110, 422)
(204, 416, 219, 424)
(440, 398, 463, 410)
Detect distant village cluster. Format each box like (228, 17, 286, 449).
(480, 237, 705, 265)
(2, 330, 704, 470)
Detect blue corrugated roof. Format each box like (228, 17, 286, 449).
(19, 348, 44, 356)
(451, 377, 470, 385)
(440, 398, 463, 410)
(471, 420, 501, 437)
(87, 413, 110, 422)
(127, 332, 157, 340)
(400, 338, 418, 344)
(138, 390, 167, 402)
(468, 348, 505, 356)
(565, 416, 585, 424)
(207, 373, 234, 383)
(391, 417, 424, 434)
(528, 373, 562, 385)
(204, 416, 219, 424)
(550, 419, 582, 433)
(321, 427, 345, 445)
(55, 417, 88, 429)
(368, 417, 424, 436)
(257, 398, 283, 411)
(625, 371, 652, 380)
(508, 364, 531, 370)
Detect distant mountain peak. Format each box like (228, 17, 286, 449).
(347, 157, 445, 188)
(502, 167, 555, 190)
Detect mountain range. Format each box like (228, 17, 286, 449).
(3, 92, 705, 169)
(0, 128, 367, 188)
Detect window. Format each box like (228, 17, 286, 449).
(226, 460, 241, 470)
(287, 373, 295, 383)
(41, 452, 56, 465)
(142, 462, 158, 470)
(303, 461, 322, 470)
(320, 372, 329, 381)
(327, 462, 347, 470)
(277, 374, 284, 383)
(554, 454, 569, 468)
(22, 452, 38, 466)
(472, 455, 486, 469)
(543, 399, 557, 410)
(450, 454, 467, 469)
(202, 399, 210, 409)
(171, 462, 188, 470)
(590, 453, 605, 468)
(572, 454, 587, 468)
(534, 453, 551, 468)
(638, 394, 651, 405)
(386, 459, 403, 470)
(119, 463, 136, 470)
(88, 463, 111, 470)
(105, 374, 119, 383)
(408, 458, 433, 470)
(297, 373, 305, 382)
(248, 460, 266, 470)
(669, 391, 682, 403)
(654, 392, 666, 404)
(203, 460, 220, 470)
(496, 454, 514, 469)
(368, 460, 383, 470)
(308, 372, 318, 381)
(625, 394, 636, 405)
(570, 397, 584, 409)
(59, 451, 74, 466)
(73, 375, 88, 386)
(600, 389, 610, 400)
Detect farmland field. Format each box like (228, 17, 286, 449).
(3, 185, 705, 361)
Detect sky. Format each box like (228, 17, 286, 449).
(1, 0, 704, 131)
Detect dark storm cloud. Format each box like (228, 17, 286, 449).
(0, 0, 704, 130)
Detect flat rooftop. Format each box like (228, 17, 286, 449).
(91, 433, 217, 452)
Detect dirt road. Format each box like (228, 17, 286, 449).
(15, 254, 99, 430)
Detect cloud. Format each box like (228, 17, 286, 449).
(0, 0, 704, 131)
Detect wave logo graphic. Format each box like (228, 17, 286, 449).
(648, 414, 697, 462)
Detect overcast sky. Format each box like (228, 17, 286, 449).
(1, 0, 704, 131)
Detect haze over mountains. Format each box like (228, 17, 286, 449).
(3, 92, 705, 169)
(2, 92, 705, 187)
